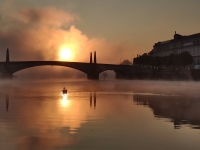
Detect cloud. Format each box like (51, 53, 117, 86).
(15, 7, 79, 27)
(0, 6, 79, 60)
(0, 4, 135, 78)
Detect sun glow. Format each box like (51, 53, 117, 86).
(59, 47, 72, 61)
(61, 94, 70, 108)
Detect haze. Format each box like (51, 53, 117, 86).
(0, 0, 200, 78)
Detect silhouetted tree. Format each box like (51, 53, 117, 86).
(102, 72, 108, 80)
(179, 51, 193, 66)
(133, 51, 193, 67)
(120, 59, 132, 65)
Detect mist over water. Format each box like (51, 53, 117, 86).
(1, 0, 200, 149)
(0, 79, 200, 149)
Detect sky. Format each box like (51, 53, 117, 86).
(0, 0, 200, 78)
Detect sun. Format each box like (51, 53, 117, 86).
(59, 47, 72, 61)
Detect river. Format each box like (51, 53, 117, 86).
(0, 79, 200, 150)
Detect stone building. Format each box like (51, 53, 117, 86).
(149, 32, 200, 66)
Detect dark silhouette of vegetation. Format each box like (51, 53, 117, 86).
(133, 52, 193, 67)
(120, 59, 132, 65)
(102, 72, 108, 80)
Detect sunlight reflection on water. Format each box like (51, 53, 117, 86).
(61, 94, 70, 108)
(0, 80, 200, 149)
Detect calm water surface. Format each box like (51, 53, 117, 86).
(0, 79, 200, 150)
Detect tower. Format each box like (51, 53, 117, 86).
(6, 48, 9, 63)
(94, 51, 96, 64)
(90, 52, 92, 63)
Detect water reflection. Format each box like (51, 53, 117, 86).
(6, 94, 9, 112)
(90, 92, 92, 107)
(94, 92, 96, 109)
(1, 80, 200, 149)
(90, 92, 97, 109)
(61, 94, 70, 108)
(134, 94, 200, 129)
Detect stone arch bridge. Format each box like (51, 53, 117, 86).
(0, 49, 133, 80)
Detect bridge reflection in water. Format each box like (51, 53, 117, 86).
(4, 89, 200, 130)
(90, 92, 96, 109)
(6, 94, 9, 112)
(0, 49, 133, 80)
(133, 94, 200, 129)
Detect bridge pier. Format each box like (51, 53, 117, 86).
(87, 73, 99, 80)
(1, 49, 13, 79)
(87, 51, 99, 80)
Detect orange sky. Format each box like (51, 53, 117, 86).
(0, 0, 200, 77)
(1, 0, 200, 62)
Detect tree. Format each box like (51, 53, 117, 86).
(133, 51, 193, 67)
(179, 51, 193, 66)
(102, 72, 108, 80)
(120, 59, 132, 65)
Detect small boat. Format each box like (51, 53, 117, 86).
(63, 87, 67, 94)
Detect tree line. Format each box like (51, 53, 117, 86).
(133, 51, 193, 67)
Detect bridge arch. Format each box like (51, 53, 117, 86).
(14, 66, 87, 79)
(0, 61, 132, 80)
(0, 49, 133, 80)
(9, 61, 90, 75)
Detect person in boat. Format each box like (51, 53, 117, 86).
(63, 87, 67, 94)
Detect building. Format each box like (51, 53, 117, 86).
(149, 32, 200, 65)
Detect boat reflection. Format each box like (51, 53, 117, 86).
(133, 94, 200, 129)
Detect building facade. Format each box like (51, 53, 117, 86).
(149, 32, 200, 65)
